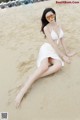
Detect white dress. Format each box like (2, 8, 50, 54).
(37, 28, 64, 67)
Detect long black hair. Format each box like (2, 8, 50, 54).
(41, 8, 56, 35)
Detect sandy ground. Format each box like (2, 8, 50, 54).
(0, 0, 80, 120)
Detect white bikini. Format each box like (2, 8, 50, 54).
(37, 28, 64, 67)
(51, 28, 64, 44)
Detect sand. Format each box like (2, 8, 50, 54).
(0, 0, 80, 120)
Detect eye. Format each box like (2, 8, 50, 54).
(46, 14, 54, 20)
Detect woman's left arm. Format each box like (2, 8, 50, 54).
(60, 37, 76, 57)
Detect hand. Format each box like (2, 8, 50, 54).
(66, 51, 76, 57)
(62, 55, 71, 64)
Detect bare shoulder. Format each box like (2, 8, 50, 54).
(44, 25, 50, 34)
(44, 25, 48, 31)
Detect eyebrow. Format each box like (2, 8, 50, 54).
(46, 14, 53, 17)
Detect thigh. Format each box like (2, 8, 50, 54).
(40, 58, 50, 68)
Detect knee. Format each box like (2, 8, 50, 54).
(39, 64, 48, 72)
(56, 61, 62, 71)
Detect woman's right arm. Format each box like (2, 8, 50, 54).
(44, 27, 71, 63)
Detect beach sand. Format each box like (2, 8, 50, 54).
(0, 0, 80, 120)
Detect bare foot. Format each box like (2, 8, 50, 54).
(15, 92, 23, 108)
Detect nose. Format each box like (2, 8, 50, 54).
(50, 17, 54, 21)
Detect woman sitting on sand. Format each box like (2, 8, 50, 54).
(15, 7, 75, 107)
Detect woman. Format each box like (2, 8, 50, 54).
(15, 8, 75, 108)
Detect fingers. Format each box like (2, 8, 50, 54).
(65, 57, 71, 64)
(62, 55, 71, 64)
(66, 59, 71, 64)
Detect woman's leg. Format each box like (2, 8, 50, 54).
(40, 58, 62, 77)
(15, 58, 62, 108)
(15, 58, 49, 108)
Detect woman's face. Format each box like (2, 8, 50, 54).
(45, 11, 55, 23)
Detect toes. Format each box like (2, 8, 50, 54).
(15, 99, 20, 108)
